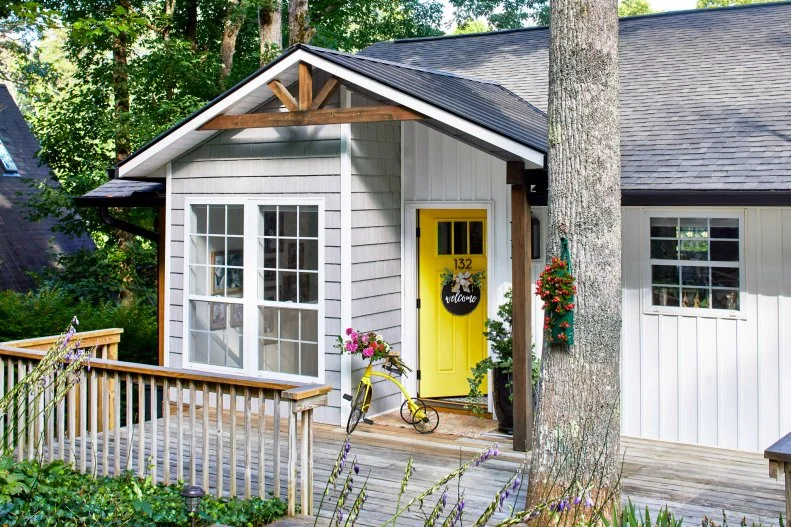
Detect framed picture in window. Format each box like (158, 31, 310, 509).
(211, 250, 243, 295)
(230, 303, 244, 329)
(210, 302, 227, 331)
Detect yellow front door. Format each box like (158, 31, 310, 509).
(418, 209, 488, 398)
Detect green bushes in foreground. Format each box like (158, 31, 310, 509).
(0, 457, 287, 527)
(0, 288, 157, 365)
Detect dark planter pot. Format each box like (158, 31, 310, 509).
(492, 368, 513, 433)
(492, 369, 541, 435)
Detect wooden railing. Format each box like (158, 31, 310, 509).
(0, 330, 331, 516)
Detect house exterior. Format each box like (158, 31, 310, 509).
(82, 3, 790, 453)
(0, 84, 93, 291)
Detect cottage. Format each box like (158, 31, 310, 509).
(79, 3, 791, 453)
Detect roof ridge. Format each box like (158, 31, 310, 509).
(383, 0, 790, 44)
(304, 44, 501, 86)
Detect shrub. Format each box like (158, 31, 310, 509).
(0, 457, 287, 527)
(0, 288, 158, 364)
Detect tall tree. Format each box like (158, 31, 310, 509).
(288, 0, 313, 45)
(220, 0, 247, 79)
(258, 0, 281, 65)
(526, 0, 622, 514)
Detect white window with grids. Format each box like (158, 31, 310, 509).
(647, 214, 742, 312)
(184, 199, 324, 381)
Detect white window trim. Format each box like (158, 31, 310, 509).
(183, 196, 326, 383)
(642, 209, 746, 320)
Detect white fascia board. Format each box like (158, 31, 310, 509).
(119, 48, 545, 178)
(118, 52, 303, 178)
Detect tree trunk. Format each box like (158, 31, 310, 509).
(163, 0, 177, 40)
(220, 0, 247, 80)
(288, 0, 314, 45)
(185, 0, 198, 48)
(112, 1, 131, 162)
(259, 0, 281, 66)
(526, 0, 622, 517)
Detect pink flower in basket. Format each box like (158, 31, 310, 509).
(362, 347, 374, 358)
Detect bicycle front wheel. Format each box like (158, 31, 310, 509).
(346, 382, 370, 434)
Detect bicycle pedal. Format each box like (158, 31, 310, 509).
(363, 418, 374, 425)
(342, 393, 352, 401)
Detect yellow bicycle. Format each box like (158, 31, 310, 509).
(344, 354, 440, 434)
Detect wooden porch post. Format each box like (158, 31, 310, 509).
(507, 161, 533, 452)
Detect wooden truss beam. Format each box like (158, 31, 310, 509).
(310, 77, 340, 110)
(199, 105, 423, 130)
(267, 80, 298, 112)
(299, 63, 313, 110)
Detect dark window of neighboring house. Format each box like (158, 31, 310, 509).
(0, 139, 19, 176)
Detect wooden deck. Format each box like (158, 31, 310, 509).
(51, 412, 786, 526)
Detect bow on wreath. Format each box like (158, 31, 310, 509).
(536, 238, 576, 345)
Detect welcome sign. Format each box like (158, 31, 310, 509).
(441, 283, 481, 315)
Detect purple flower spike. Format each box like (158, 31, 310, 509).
(353, 462, 360, 475)
(512, 476, 521, 490)
(585, 495, 594, 508)
(574, 495, 582, 505)
(441, 490, 447, 507)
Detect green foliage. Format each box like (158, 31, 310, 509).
(467, 289, 541, 410)
(0, 457, 287, 526)
(310, 0, 444, 52)
(619, 0, 656, 17)
(0, 288, 158, 364)
(696, 0, 775, 7)
(452, 18, 490, 34)
(449, 0, 550, 29)
(602, 500, 684, 527)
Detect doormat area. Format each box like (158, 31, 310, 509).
(372, 408, 499, 438)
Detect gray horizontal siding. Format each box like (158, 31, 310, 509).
(349, 103, 402, 418)
(167, 91, 343, 420)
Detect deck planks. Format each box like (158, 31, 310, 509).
(35, 410, 786, 527)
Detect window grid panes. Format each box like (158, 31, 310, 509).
(257, 205, 320, 377)
(437, 220, 485, 256)
(188, 204, 245, 369)
(649, 217, 740, 310)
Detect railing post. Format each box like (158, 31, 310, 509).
(287, 403, 298, 516)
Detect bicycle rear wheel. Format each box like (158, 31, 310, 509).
(412, 406, 440, 434)
(346, 382, 370, 434)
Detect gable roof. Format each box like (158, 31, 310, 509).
(362, 2, 791, 194)
(117, 44, 546, 178)
(0, 85, 93, 292)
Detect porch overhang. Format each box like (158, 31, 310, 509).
(115, 45, 547, 180)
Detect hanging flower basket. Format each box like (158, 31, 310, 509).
(536, 239, 576, 345)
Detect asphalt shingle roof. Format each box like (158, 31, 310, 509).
(74, 178, 165, 207)
(0, 85, 93, 292)
(361, 2, 791, 192)
(305, 46, 548, 153)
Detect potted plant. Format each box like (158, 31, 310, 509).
(467, 289, 541, 433)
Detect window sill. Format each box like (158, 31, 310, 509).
(642, 306, 747, 321)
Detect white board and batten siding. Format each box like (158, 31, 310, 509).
(167, 86, 345, 424)
(401, 122, 547, 403)
(349, 93, 403, 416)
(621, 207, 791, 452)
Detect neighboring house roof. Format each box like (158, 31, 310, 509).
(116, 44, 546, 179)
(361, 2, 791, 194)
(0, 84, 93, 292)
